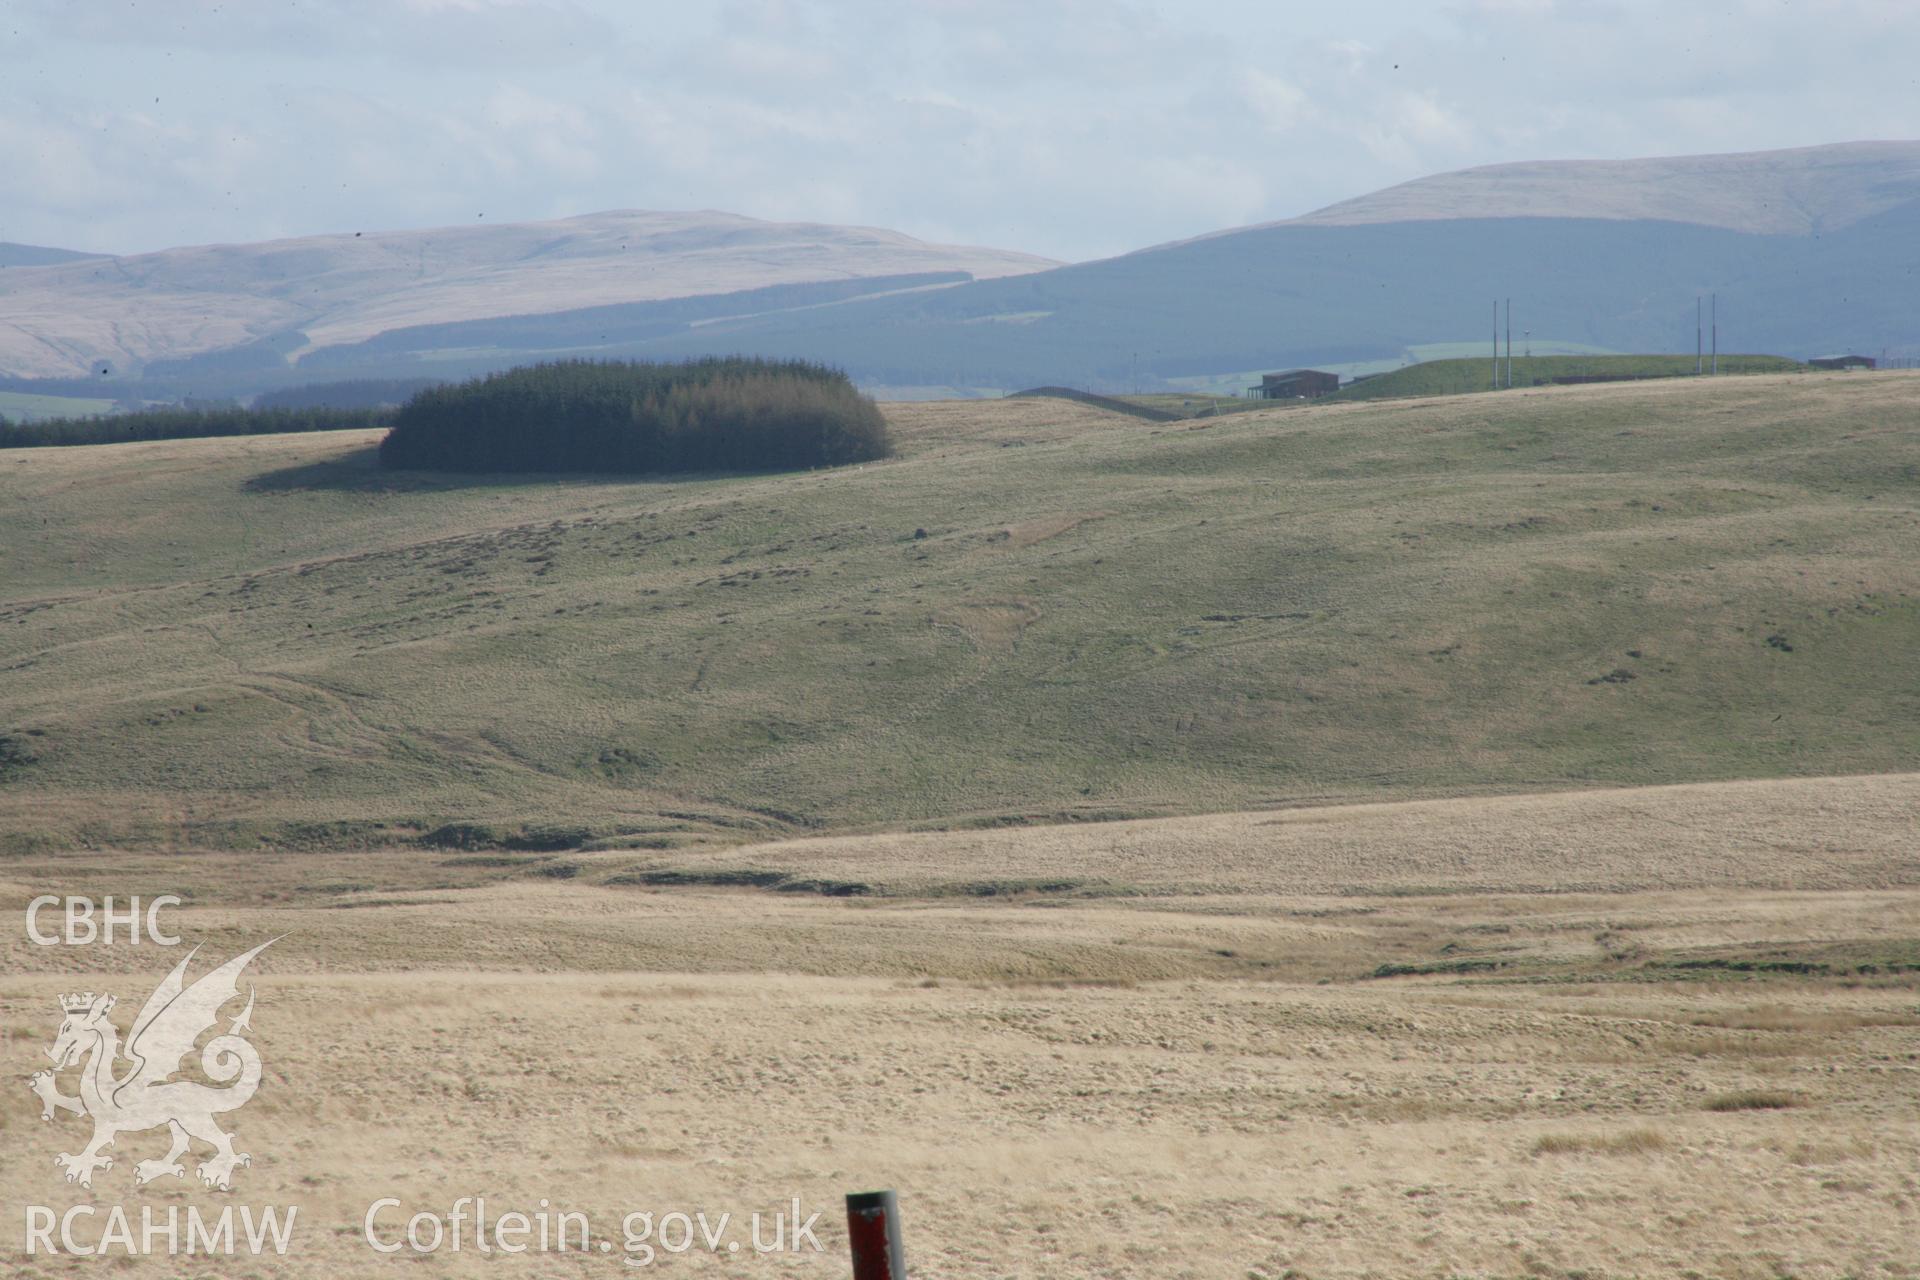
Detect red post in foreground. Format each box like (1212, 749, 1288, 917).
(845, 1190, 906, 1280)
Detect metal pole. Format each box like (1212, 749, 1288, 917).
(1493, 301, 1499, 389)
(847, 1191, 907, 1280)
(1505, 298, 1512, 389)
(1711, 293, 1718, 374)
(1697, 297, 1702, 375)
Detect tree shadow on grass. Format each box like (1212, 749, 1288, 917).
(244, 445, 666, 494)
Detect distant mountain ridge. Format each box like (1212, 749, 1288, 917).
(2, 141, 1916, 394)
(0, 242, 104, 269)
(608, 140, 1920, 389)
(608, 202, 1920, 390)
(1284, 140, 1920, 236)
(0, 211, 1059, 380)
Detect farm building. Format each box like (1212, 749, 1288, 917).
(1247, 369, 1340, 399)
(1809, 354, 1876, 370)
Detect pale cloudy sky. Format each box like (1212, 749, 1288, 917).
(3, 0, 1917, 261)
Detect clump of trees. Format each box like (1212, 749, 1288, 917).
(0, 405, 392, 449)
(376, 358, 892, 474)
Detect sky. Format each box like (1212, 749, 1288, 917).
(3, 0, 1918, 263)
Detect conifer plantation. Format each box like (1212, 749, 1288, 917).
(0, 404, 392, 448)
(376, 357, 892, 474)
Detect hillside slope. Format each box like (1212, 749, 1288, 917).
(1286, 139, 1920, 235)
(1335, 355, 1806, 401)
(7, 142, 1917, 396)
(0, 242, 103, 269)
(0, 210, 1059, 379)
(0, 371, 1914, 851)
(618, 147, 1920, 387)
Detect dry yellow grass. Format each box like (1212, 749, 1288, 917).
(1531, 1128, 1672, 1156)
(681, 770, 1920, 898)
(3, 775, 1917, 1279)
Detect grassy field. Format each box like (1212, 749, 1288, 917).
(4, 372, 1919, 1277)
(3, 774, 1917, 1278)
(1115, 392, 1271, 418)
(1, 370, 1916, 851)
(1159, 343, 1626, 398)
(1336, 354, 1807, 401)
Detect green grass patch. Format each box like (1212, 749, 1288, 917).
(1335, 353, 1805, 401)
(1, 371, 1914, 848)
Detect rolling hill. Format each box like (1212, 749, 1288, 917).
(0, 242, 104, 270)
(1331, 354, 1807, 401)
(1, 370, 1913, 852)
(1281, 139, 1920, 235)
(616, 142, 1920, 389)
(4, 142, 1916, 398)
(0, 210, 1059, 381)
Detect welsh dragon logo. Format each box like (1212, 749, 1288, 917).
(28, 941, 274, 1192)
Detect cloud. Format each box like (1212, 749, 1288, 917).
(12, 0, 620, 68)
(1239, 72, 1310, 135)
(3, 0, 1918, 260)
